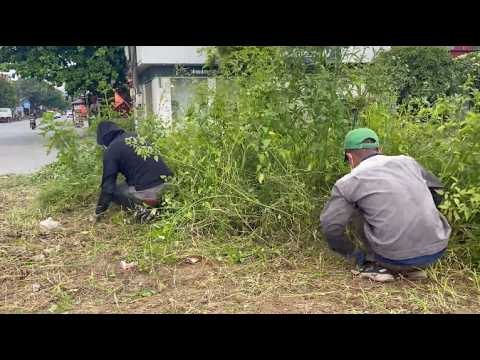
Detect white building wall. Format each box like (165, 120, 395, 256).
(157, 78, 172, 126)
(137, 46, 207, 65)
(151, 77, 160, 117)
(0, 69, 18, 81)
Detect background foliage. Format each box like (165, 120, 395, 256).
(373, 46, 457, 104)
(15, 79, 69, 111)
(0, 46, 127, 97)
(0, 78, 16, 108)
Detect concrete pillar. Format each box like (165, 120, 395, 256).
(207, 78, 216, 107)
(158, 77, 173, 127)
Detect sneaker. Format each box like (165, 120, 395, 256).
(402, 269, 428, 280)
(355, 264, 395, 283)
(133, 207, 156, 224)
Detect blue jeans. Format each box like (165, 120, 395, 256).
(374, 249, 446, 272)
(351, 211, 446, 273)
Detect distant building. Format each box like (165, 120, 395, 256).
(449, 46, 480, 58)
(126, 46, 397, 125)
(19, 98, 32, 115)
(0, 70, 18, 81)
(130, 46, 480, 124)
(126, 46, 214, 125)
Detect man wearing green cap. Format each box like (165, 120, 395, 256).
(320, 128, 451, 282)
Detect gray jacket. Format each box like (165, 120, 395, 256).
(320, 154, 451, 260)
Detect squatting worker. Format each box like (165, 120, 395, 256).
(91, 121, 173, 223)
(320, 128, 451, 282)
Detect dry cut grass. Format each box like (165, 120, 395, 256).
(1, 175, 479, 314)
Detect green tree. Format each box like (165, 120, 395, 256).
(453, 52, 480, 91)
(15, 79, 68, 111)
(0, 46, 127, 97)
(204, 46, 344, 77)
(373, 46, 456, 103)
(44, 89, 69, 110)
(0, 78, 16, 108)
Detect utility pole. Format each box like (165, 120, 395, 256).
(128, 46, 140, 129)
(128, 46, 138, 105)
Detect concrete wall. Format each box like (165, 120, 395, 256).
(137, 46, 207, 65)
(139, 75, 213, 126)
(158, 78, 173, 126)
(151, 77, 160, 116)
(171, 78, 209, 119)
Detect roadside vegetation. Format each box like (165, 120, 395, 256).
(1, 46, 479, 313)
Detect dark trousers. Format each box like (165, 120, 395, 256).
(350, 211, 439, 273)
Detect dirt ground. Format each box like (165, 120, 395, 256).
(1, 176, 479, 314)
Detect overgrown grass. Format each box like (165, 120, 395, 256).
(129, 47, 480, 266)
(28, 46, 480, 272)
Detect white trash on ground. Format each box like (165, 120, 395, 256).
(184, 255, 203, 265)
(39, 217, 62, 232)
(119, 260, 137, 272)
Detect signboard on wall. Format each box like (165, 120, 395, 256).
(175, 65, 213, 77)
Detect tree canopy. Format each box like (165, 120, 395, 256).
(15, 79, 68, 110)
(373, 46, 457, 103)
(0, 78, 16, 108)
(0, 46, 127, 97)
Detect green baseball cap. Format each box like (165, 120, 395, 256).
(344, 128, 380, 150)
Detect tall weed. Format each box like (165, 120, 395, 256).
(33, 46, 480, 266)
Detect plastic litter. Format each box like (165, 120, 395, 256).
(184, 255, 202, 265)
(119, 260, 137, 272)
(39, 217, 62, 232)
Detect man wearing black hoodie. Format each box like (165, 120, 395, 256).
(91, 121, 173, 222)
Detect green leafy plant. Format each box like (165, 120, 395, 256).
(374, 46, 457, 104)
(0, 78, 17, 108)
(0, 46, 127, 97)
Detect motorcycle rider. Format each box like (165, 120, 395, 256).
(30, 110, 37, 130)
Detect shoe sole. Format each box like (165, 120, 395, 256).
(358, 273, 395, 283)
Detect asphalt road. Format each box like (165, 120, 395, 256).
(0, 119, 58, 175)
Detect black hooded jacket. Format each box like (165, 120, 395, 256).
(95, 121, 173, 214)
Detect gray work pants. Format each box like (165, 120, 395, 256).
(113, 182, 166, 210)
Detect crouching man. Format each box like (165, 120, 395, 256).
(91, 121, 173, 223)
(320, 128, 451, 282)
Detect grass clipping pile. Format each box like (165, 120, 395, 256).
(1, 175, 480, 314)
